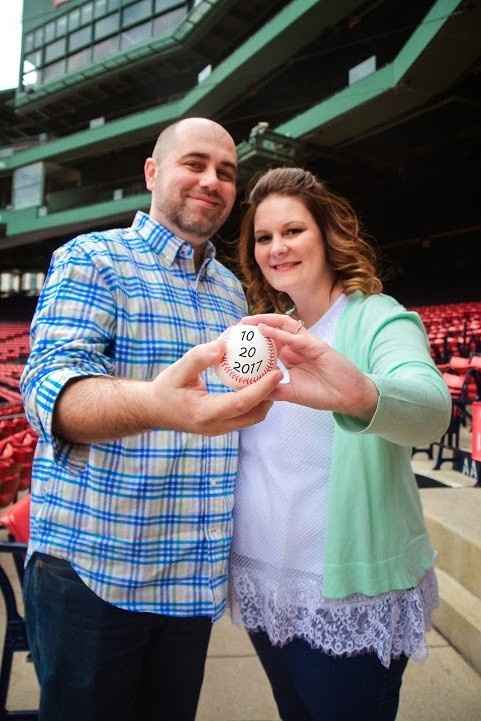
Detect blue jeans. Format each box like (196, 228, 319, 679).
(23, 553, 212, 721)
(250, 630, 408, 721)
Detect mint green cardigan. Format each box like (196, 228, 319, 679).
(324, 292, 451, 599)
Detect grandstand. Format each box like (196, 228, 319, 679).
(0, 0, 480, 716)
(0, 0, 480, 302)
(0, 0, 479, 479)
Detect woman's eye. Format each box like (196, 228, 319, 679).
(255, 235, 270, 244)
(286, 227, 302, 235)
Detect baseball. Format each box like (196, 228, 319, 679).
(215, 324, 278, 388)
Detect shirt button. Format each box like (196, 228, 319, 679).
(211, 529, 221, 540)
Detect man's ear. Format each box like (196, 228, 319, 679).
(144, 157, 157, 191)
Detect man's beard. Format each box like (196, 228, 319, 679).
(161, 197, 226, 239)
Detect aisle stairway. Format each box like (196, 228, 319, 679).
(422, 488, 481, 675)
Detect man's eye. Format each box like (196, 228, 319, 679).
(219, 171, 236, 182)
(185, 162, 203, 171)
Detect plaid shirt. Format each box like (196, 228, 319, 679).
(21, 211, 247, 619)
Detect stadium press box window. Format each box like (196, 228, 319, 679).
(21, 0, 190, 91)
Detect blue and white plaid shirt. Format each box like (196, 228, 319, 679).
(21, 211, 247, 619)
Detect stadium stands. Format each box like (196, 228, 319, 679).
(0, 322, 35, 508)
(1, 303, 481, 498)
(0, 322, 36, 718)
(413, 302, 481, 365)
(411, 302, 481, 475)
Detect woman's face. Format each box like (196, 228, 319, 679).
(253, 194, 332, 299)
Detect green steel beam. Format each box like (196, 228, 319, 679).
(1, 94, 180, 171)
(0, 193, 151, 249)
(182, 0, 363, 118)
(4, 0, 478, 245)
(275, 0, 476, 145)
(1, 0, 364, 175)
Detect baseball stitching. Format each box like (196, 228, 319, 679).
(220, 334, 277, 385)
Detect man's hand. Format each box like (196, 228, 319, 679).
(54, 339, 283, 443)
(147, 340, 283, 435)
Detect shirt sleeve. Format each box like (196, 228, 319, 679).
(20, 240, 117, 448)
(333, 307, 452, 446)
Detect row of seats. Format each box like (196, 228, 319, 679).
(0, 339, 30, 363)
(0, 364, 24, 379)
(441, 356, 481, 427)
(0, 339, 33, 513)
(0, 323, 29, 342)
(413, 302, 481, 364)
(0, 402, 24, 418)
(0, 429, 37, 508)
(0, 352, 24, 433)
(0, 323, 30, 368)
(0, 417, 29, 441)
(0, 376, 20, 392)
(0, 387, 22, 404)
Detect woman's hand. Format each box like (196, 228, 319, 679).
(243, 314, 379, 421)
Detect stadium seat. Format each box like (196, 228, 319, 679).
(432, 373, 465, 470)
(0, 428, 37, 505)
(0, 530, 37, 718)
(0, 495, 30, 545)
(0, 403, 24, 418)
(0, 459, 20, 508)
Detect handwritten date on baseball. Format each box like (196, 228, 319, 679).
(215, 325, 278, 388)
(234, 329, 262, 374)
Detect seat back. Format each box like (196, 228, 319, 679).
(0, 494, 31, 544)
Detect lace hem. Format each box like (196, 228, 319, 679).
(229, 555, 439, 669)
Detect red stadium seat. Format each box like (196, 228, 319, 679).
(0, 494, 30, 544)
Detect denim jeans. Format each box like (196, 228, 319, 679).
(23, 553, 212, 721)
(250, 630, 409, 721)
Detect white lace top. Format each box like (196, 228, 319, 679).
(230, 295, 438, 668)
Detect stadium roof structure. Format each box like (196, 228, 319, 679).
(0, 0, 480, 304)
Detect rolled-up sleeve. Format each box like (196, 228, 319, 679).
(20, 241, 117, 446)
(334, 309, 452, 446)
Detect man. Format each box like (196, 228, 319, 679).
(20, 117, 281, 721)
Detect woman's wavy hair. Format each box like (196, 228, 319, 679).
(238, 167, 383, 314)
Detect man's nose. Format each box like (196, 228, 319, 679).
(199, 166, 220, 191)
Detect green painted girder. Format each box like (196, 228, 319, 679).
(5, 0, 476, 246)
(1, 0, 365, 176)
(275, 0, 480, 146)
(0, 193, 151, 249)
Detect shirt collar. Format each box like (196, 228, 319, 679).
(131, 211, 217, 269)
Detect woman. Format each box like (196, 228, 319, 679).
(230, 167, 451, 721)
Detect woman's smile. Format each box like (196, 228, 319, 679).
(271, 261, 301, 272)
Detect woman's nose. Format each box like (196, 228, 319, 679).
(270, 236, 288, 256)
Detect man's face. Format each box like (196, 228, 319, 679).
(145, 122, 237, 245)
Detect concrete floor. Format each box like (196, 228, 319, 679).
(2, 475, 481, 721)
(4, 616, 481, 721)
(2, 583, 481, 721)
(197, 616, 481, 721)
